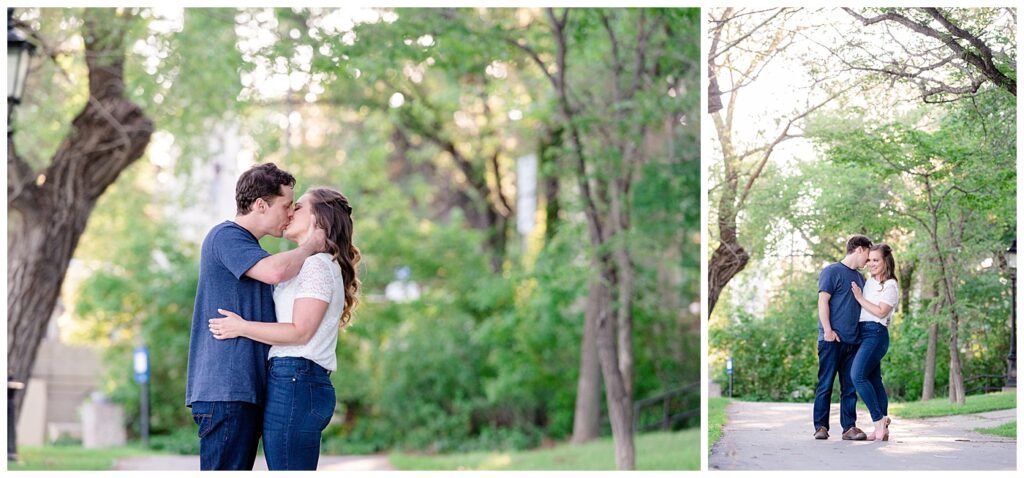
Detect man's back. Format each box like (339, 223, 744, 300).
(185, 221, 276, 406)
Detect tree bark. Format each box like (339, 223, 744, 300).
(898, 261, 914, 316)
(923, 183, 965, 404)
(571, 278, 603, 443)
(923, 322, 938, 400)
(592, 268, 635, 469)
(921, 279, 942, 401)
(7, 9, 154, 421)
(610, 183, 635, 401)
(539, 124, 563, 242)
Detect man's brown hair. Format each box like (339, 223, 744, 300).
(235, 163, 295, 215)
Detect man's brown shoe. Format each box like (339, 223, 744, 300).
(813, 426, 829, 440)
(842, 427, 867, 441)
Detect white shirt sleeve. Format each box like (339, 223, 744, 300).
(879, 279, 899, 307)
(294, 255, 335, 303)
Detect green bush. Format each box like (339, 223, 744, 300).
(148, 428, 200, 455)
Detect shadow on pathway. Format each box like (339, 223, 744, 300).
(709, 401, 1015, 470)
(113, 454, 395, 471)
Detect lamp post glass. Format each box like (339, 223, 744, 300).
(7, 44, 31, 102)
(8, 8, 36, 129)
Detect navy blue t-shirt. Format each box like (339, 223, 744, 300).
(185, 221, 275, 406)
(817, 261, 865, 344)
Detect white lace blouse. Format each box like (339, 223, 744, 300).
(859, 277, 899, 327)
(268, 253, 345, 371)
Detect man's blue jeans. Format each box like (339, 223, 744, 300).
(190, 401, 263, 470)
(263, 357, 336, 470)
(852, 321, 890, 422)
(813, 340, 859, 432)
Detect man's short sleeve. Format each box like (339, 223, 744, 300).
(880, 279, 899, 307)
(818, 266, 837, 295)
(214, 225, 270, 280)
(295, 256, 335, 303)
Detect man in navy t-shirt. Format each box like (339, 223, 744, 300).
(812, 234, 871, 441)
(185, 163, 324, 470)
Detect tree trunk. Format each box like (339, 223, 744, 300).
(592, 267, 635, 469)
(708, 242, 750, 315)
(571, 278, 603, 443)
(922, 322, 938, 400)
(899, 261, 914, 316)
(926, 204, 965, 404)
(921, 280, 943, 401)
(610, 183, 634, 401)
(707, 108, 749, 314)
(7, 8, 154, 421)
(539, 124, 562, 242)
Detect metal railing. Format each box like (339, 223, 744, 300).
(633, 382, 700, 432)
(964, 374, 1009, 396)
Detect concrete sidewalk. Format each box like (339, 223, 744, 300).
(114, 454, 395, 470)
(709, 401, 1016, 470)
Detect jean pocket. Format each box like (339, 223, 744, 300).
(270, 363, 297, 380)
(308, 383, 336, 429)
(191, 403, 215, 439)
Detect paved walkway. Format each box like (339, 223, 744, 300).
(114, 454, 395, 470)
(709, 401, 1016, 470)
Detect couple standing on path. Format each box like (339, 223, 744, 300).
(815, 235, 900, 443)
(183, 163, 362, 470)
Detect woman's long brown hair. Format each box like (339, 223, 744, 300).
(871, 243, 897, 289)
(307, 187, 360, 328)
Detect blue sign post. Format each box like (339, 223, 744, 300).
(133, 346, 150, 446)
(726, 356, 733, 398)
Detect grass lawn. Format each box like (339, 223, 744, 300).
(7, 444, 161, 471)
(975, 420, 1016, 439)
(390, 429, 699, 470)
(708, 397, 730, 452)
(889, 391, 1016, 419)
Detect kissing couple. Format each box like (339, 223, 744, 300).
(184, 163, 361, 470)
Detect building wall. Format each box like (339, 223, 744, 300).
(16, 322, 101, 445)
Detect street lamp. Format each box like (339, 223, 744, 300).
(8, 7, 36, 131)
(7, 9, 36, 461)
(1007, 240, 1017, 390)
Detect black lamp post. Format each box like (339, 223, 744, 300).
(8, 7, 35, 132)
(7, 7, 35, 462)
(1007, 239, 1017, 390)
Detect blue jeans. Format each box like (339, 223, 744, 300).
(263, 357, 336, 470)
(813, 340, 859, 432)
(190, 401, 263, 470)
(852, 321, 890, 422)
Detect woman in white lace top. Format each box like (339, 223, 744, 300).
(850, 243, 899, 442)
(208, 187, 360, 470)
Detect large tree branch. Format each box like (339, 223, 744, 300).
(7, 138, 39, 211)
(735, 85, 851, 210)
(710, 8, 796, 61)
(844, 7, 1016, 96)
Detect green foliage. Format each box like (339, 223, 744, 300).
(710, 274, 821, 401)
(71, 162, 200, 437)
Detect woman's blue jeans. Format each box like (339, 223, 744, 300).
(851, 321, 889, 423)
(263, 357, 336, 470)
